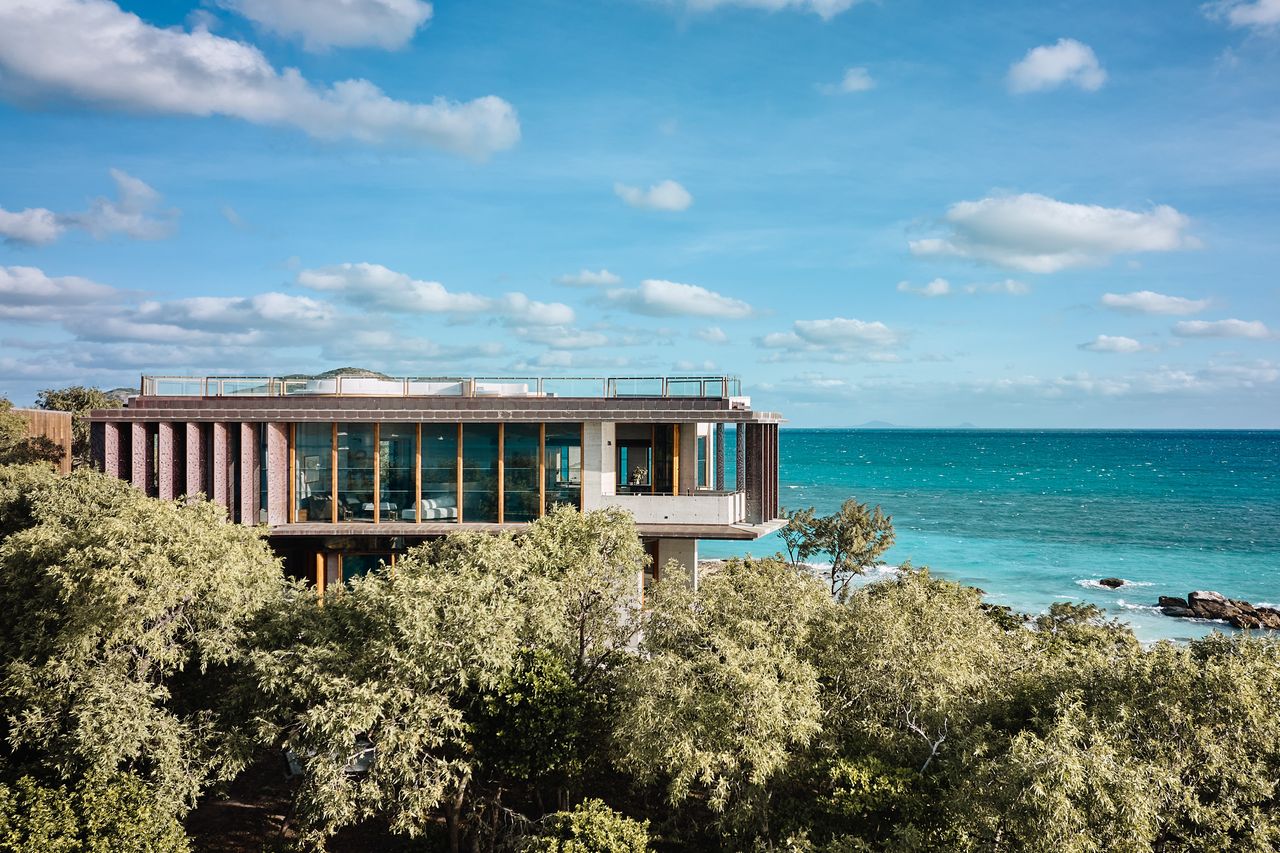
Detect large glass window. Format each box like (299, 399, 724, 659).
(697, 433, 708, 489)
(337, 424, 376, 522)
(504, 423, 540, 523)
(380, 424, 416, 522)
(544, 424, 581, 510)
(341, 553, 387, 583)
(419, 424, 459, 522)
(462, 424, 500, 523)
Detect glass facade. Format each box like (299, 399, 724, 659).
(503, 423, 541, 522)
(289, 421, 586, 523)
(545, 424, 582, 510)
(341, 553, 385, 582)
(337, 424, 375, 522)
(420, 424, 459, 522)
(462, 424, 500, 523)
(380, 424, 417, 522)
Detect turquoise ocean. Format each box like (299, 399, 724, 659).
(700, 429, 1280, 642)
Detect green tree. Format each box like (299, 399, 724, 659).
(34, 387, 122, 468)
(615, 558, 834, 840)
(0, 469, 282, 828)
(779, 506, 818, 567)
(811, 500, 895, 598)
(523, 799, 650, 853)
(0, 400, 63, 468)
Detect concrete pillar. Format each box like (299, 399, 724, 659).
(239, 422, 259, 525)
(157, 422, 178, 500)
(735, 423, 745, 494)
(656, 538, 699, 589)
(744, 422, 763, 524)
(185, 422, 206, 499)
(266, 422, 288, 525)
(211, 422, 230, 510)
(714, 423, 725, 491)
(130, 422, 149, 493)
(678, 422, 698, 495)
(581, 422, 613, 511)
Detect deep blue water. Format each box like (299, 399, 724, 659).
(701, 429, 1280, 642)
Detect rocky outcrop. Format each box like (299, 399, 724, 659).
(1098, 577, 1126, 589)
(1158, 590, 1280, 630)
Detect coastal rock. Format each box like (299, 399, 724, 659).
(1158, 591, 1280, 631)
(1098, 577, 1126, 589)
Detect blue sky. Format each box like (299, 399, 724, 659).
(0, 0, 1277, 427)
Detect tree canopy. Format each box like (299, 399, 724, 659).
(34, 386, 123, 468)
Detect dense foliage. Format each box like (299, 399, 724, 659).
(33, 386, 123, 468)
(0, 399, 63, 469)
(1, 464, 1279, 852)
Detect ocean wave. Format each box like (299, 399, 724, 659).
(1115, 599, 1161, 614)
(1074, 578, 1155, 591)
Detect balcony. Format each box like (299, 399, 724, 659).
(601, 490, 747, 526)
(138, 375, 744, 400)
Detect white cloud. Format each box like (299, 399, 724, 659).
(69, 169, 177, 240)
(821, 66, 875, 94)
(557, 268, 622, 287)
(298, 262, 490, 313)
(1172, 319, 1271, 339)
(0, 206, 63, 246)
(965, 279, 1031, 295)
(216, 0, 433, 51)
(0, 265, 119, 320)
(909, 193, 1198, 273)
(605, 279, 752, 318)
(1204, 0, 1280, 31)
(498, 293, 576, 326)
(759, 317, 903, 359)
(696, 325, 729, 343)
(674, 0, 865, 20)
(1100, 290, 1210, 315)
(133, 292, 337, 333)
(614, 180, 693, 212)
(514, 326, 611, 349)
(0, 0, 519, 158)
(1008, 38, 1107, 93)
(1079, 334, 1147, 353)
(896, 278, 951, 297)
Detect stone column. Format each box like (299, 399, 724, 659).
(714, 423, 725, 491)
(735, 423, 745, 495)
(131, 422, 150, 493)
(157, 422, 178, 500)
(100, 422, 122, 477)
(211, 422, 230, 510)
(266, 422, 289, 525)
(185, 422, 206, 499)
(239, 422, 259, 525)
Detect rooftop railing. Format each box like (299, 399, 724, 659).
(138, 375, 744, 400)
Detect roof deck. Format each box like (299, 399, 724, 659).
(139, 375, 744, 400)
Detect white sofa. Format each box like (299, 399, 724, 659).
(400, 496, 458, 521)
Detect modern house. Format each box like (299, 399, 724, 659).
(88, 375, 783, 590)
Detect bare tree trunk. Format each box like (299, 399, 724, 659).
(446, 771, 471, 853)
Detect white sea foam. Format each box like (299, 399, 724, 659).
(1074, 578, 1155, 591)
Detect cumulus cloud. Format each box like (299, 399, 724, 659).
(298, 262, 488, 313)
(216, 0, 433, 51)
(513, 326, 611, 349)
(909, 193, 1198, 273)
(297, 262, 574, 325)
(557, 268, 622, 287)
(758, 317, 903, 360)
(1101, 290, 1210, 315)
(821, 66, 875, 93)
(1203, 0, 1280, 31)
(1172, 318, 1271, 339)
(1007, 38, 1107, 93)
(0, 169, 176, 245)
(1079, 334, 1147, 353)
(0, 206, 63, 246)
(673, 0, 865, 19)
(696, 326, 729, 343)
(897, 278, 951, 297)
(965, 279, 1031, 295)
(614, 180, 693, 212)
(0, 265, 119, 320)
(605, 279, 752, 318)
(0, 0, 519, 157)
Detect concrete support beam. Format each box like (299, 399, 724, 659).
(266, 422, 289, 525)
(211, 422, 230, 510)
(714, 422, 725, 491)
(130, 422, 149, 493)
(157, 422, 178, 500)
(239, 422, 259, 525)
(185, 423, 205, 499)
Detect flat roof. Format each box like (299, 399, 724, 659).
(139, 375, 743, 399)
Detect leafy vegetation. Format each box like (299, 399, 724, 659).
(33, 386, 123, 468)
(0, 398, 63, 469)
(2, 464, 1278, 852)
